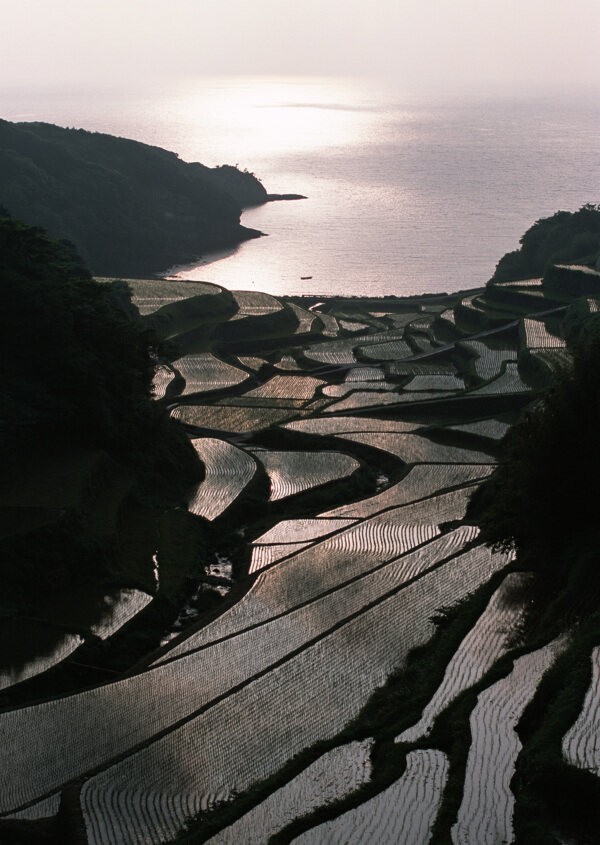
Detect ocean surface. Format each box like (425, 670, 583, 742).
(2, 77, 599, 297)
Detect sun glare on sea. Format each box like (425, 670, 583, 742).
(161, 76, 383, 166)
(163, 76, 421, 295)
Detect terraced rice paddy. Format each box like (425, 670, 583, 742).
(236, 355, 267, 370)
(206, 741, 373, 845)
(151, 364, 176, 399)
(231, 290, 283, 316)
(0, 655, 225, 812)
(521, 317, 567, 349)
(123, 279, 223, 315)
(358, 339, 413, 360)
(219, 395, 307, 409)
(174, 354, 249, 395)
(305, 330, 407, 365)
(420, 303, 448, 314)
(8, 280, 582, 844)
(451, 636, 568, 845)
(283, 416, 421, 436)
(438, 308, 457, 326)
(304, 340, 359, 365)
(322, 464, 493, 518)
(322, 381, 398, 398)
(2, 793, 61, 821)
(251, 449, 360, 501)
(158, 524, 479, 661)
(382, 312, 422, 327)
(339, 319, 370, 331)
(406, 335, 437, 354)
(4, 604, 383, 816)
(496, 278, 543, 288)
(345, 366, 387, 381)
(469, 362, 530, 395)
(315, 311, 339, 336)
(188, 439, 256, 520)
(288, 302, 317, 333)
(323, 391, 404, 413)
(276, 354, 301, 370)
(562, 645, 600, 775)
(249, 542, 312, 574)
(456, 291, 488, 312)
(335, 432, 495, 465)
(0, 527, 485, 821)
(586, 297, 600, 313)
(396, 573, 527, 742)
(250, 517, 359, 573)
(4, 538, 447, 815)
(173, 404, 301, 432)
(245, 375, 324, 401)
(459, 340, 516, 381)
(236, 532, 477, 655)
(530, 348, 572, 375)
(409, 316, 434, 329)
(253, 518, 359, 545)
(292, 749, 448, 845)
(359, 330, 411, 346)
(3, 597, 381, 811)
(446, 419, 511, 440)
(78, 545, 509, 845)
(392, 391, 459, 404)
(403, 374, 464, 391)
(515, 288, 547, 300)
(387, 362, 458, 377)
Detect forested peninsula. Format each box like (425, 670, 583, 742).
(0, 119, 297, 277)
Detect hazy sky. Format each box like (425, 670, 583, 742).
(2, 0, 599, 94)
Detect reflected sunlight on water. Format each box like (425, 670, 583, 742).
(163, 76, 380, 162)
(2, 76, 599, 296)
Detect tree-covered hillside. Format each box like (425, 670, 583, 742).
(0, 120, 269, 276)
(0, 214, 201, 603)
(489, 204, 600, 283)
(470, 320, 600, 596)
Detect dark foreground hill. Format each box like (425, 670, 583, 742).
(0, 119, 271, 276)
(0, 216, 204, 683)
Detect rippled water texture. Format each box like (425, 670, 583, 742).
(2, 77, 598, 295)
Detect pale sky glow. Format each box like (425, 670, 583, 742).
(1, 0, 598, 95)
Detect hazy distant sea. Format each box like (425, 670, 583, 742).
(2, 77, 599, 297)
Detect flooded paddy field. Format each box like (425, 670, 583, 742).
(2, 271, 599, 844)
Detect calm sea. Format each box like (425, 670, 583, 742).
(2, 77, 599, 297)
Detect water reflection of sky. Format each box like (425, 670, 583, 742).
(2, 77, 599, 297)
